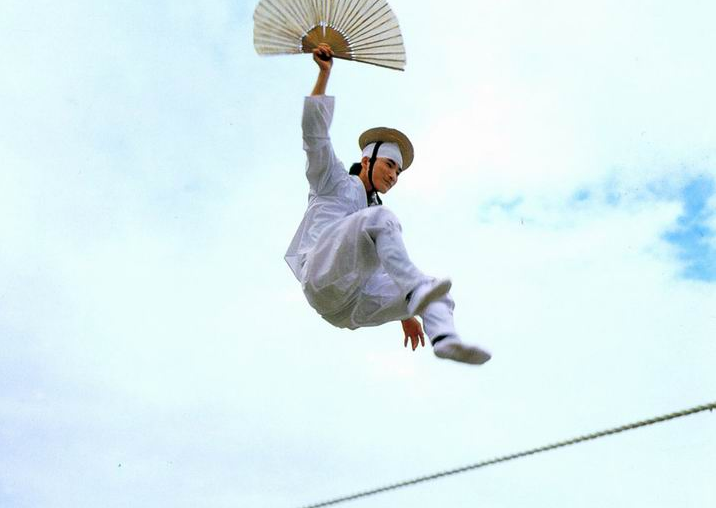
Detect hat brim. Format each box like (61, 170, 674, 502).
(359, 127, 414, 170)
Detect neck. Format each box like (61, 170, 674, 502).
(359, 170, 374, 193)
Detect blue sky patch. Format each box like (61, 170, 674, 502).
(663, 176, 716, 282)
(573, 188, 591, 202)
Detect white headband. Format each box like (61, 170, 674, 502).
(361, 142, 403, 169)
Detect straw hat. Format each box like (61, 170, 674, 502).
(359, 127, 414, 170)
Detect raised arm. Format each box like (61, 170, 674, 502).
(302, 44, 347, 194)
(311, 44, 333, 95)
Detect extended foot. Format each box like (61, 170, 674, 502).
(406, 278, 452, 317)
(433, 336, 492, 365)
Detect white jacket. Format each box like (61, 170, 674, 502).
(285, 95, 374, 281)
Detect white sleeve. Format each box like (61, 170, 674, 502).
(302, 95, 348, 194)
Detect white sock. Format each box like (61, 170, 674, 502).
(433, 335, 492, 365)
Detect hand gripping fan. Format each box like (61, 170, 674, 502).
(253, 0, 407, 71)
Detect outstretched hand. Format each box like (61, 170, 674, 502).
(402, 317, 425, 351)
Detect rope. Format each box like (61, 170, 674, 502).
(298, 401, 716, 508)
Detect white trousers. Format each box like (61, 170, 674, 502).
(302, 207, 457, 339)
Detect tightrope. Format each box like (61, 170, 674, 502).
(298, 401, 716, 508)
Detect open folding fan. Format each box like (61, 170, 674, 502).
(253, 0, 406, 71)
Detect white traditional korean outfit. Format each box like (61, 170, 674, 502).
(285, 95, 456, 339)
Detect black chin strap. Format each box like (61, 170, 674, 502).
(367, 141, 383, 206)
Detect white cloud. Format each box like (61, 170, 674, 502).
(395, 0, 716, 204)
(2, 1, 715, 507)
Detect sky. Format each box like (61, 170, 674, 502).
(1, 0, 715, 507)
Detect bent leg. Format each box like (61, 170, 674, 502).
(361, 207, 430, 296)
(304, 207, 430, 318)
(352, 272, 491, 365)
(350, 271, 457, 340)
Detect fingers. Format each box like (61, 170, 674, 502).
(313, 44, 333, 61)
(402, 319, 426, 352)
(405, 333, 418, 350)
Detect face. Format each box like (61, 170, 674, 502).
(361, 156, 402, 193)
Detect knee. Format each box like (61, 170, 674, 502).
(365, 206, 401, 231)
